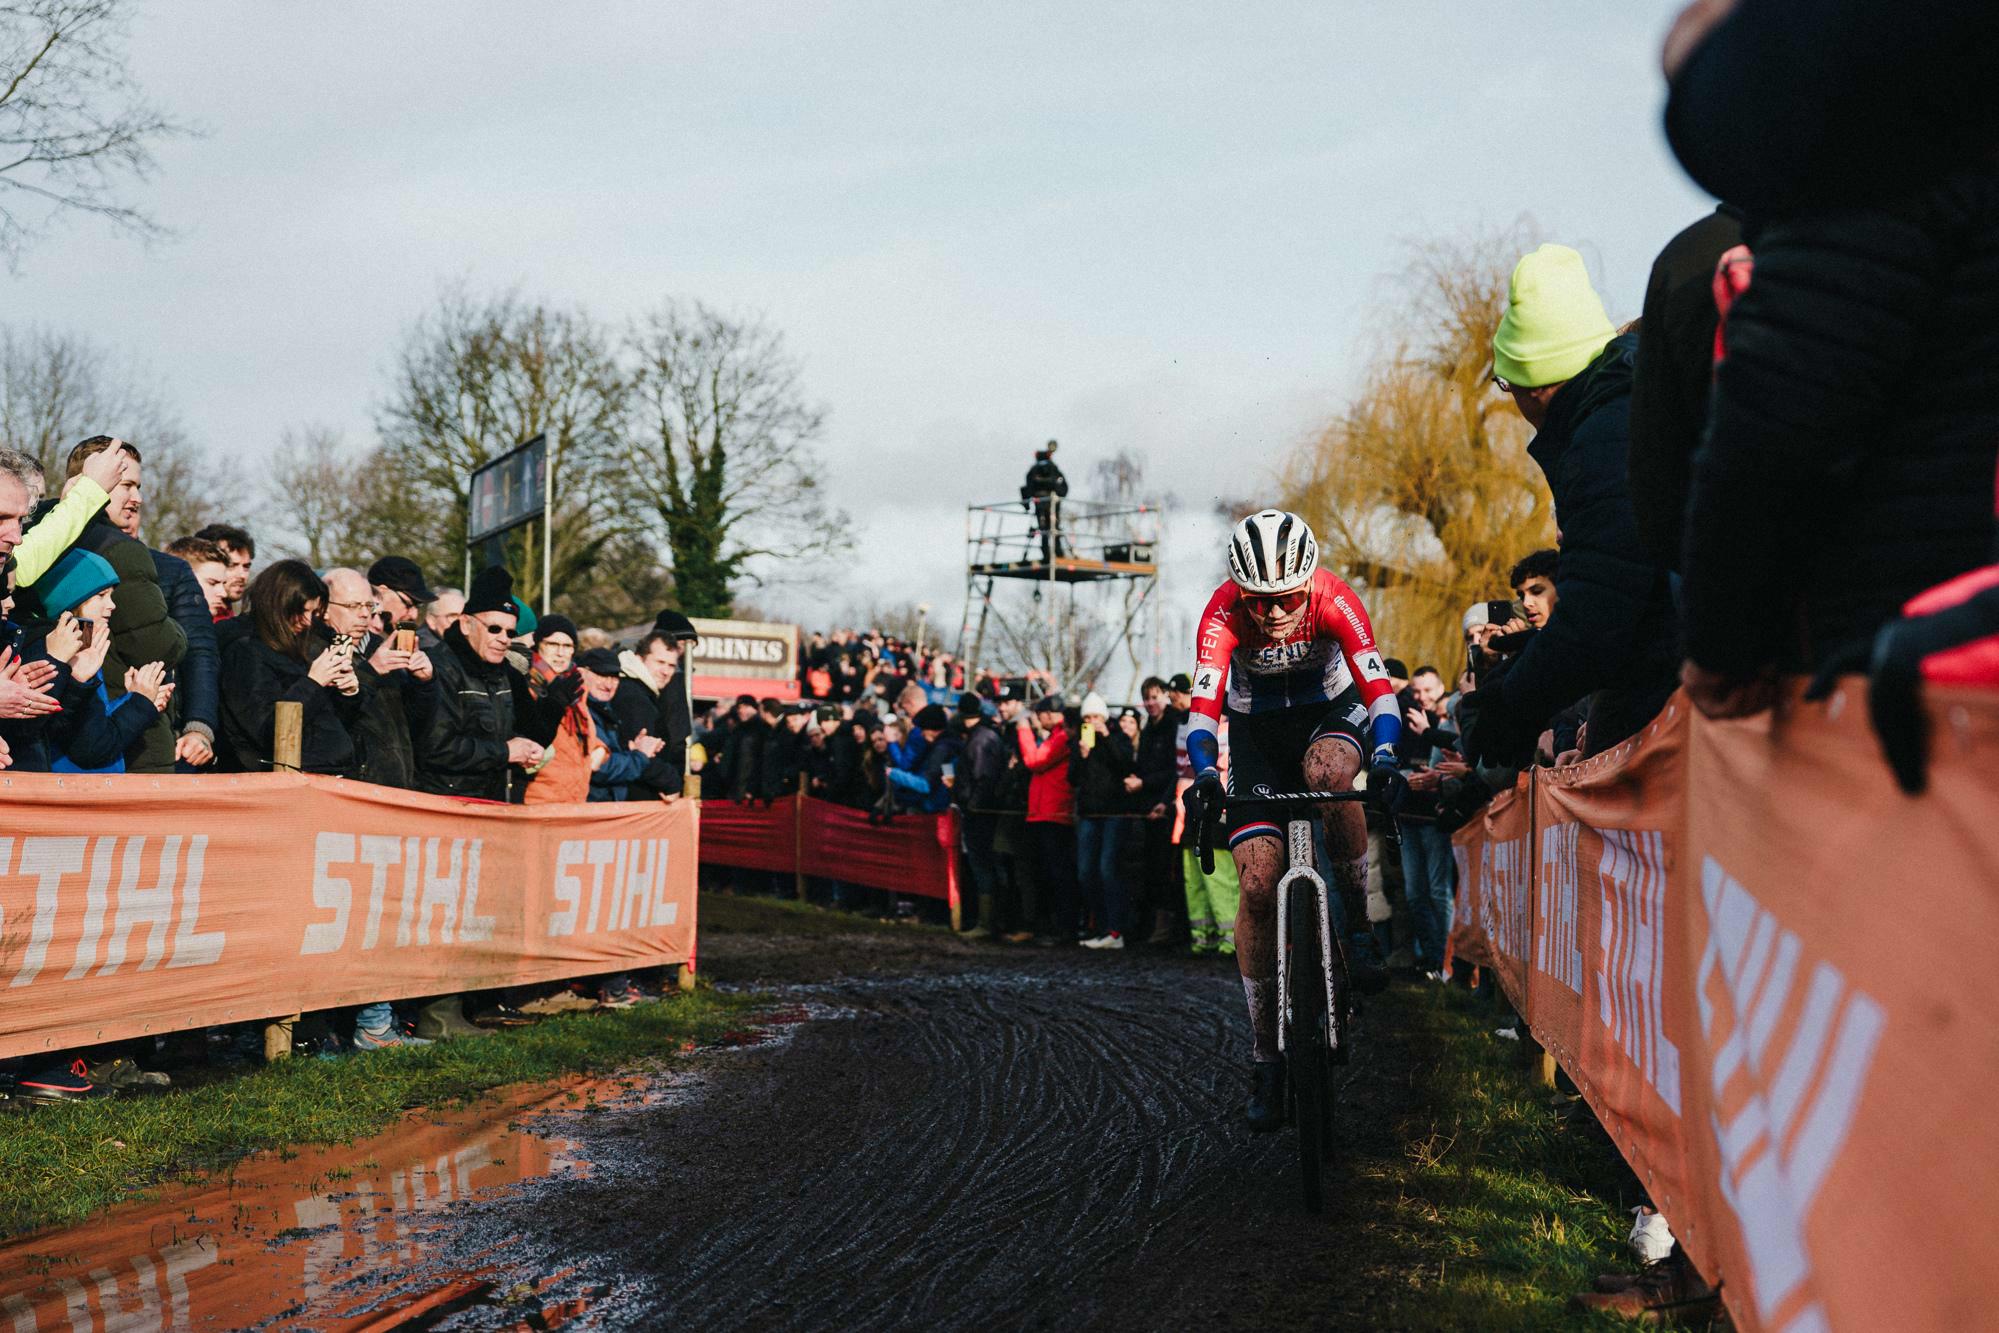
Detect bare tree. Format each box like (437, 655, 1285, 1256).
(0, 0, 192, 267)
(263, 424, 366, 566)
(374, 286, 649, 614)
(626, 300, 850, 618)
(0, 322, 243, 540)
(1280, 224, 1556, 672)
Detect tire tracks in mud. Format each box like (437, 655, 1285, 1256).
(436, 943, 1427, 1332)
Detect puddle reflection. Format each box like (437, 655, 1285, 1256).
(0, 1082, 598, 1330)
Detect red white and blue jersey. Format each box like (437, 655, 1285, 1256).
(1185, 569, 1400, 770)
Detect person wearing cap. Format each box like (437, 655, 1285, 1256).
(574, 646, 669, 803)
(884, 701, 961, 815)
(1459, 245, 1677, 766)
(715, 692, 770, 805)
(369, 555, 435, 640)
(318, 566, 436, 788)
(1017, 693, 1078, 943)
(411, 565, 565, 805)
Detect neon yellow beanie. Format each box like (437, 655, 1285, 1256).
(1491, 244, 1615, 389)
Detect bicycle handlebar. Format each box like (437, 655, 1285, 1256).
(1193, 789, 1370, 875)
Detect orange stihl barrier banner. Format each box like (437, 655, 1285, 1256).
(698, 794, 961, 909)
(0, 773, 698, 1062)
(1446, 686, 1999, 1332)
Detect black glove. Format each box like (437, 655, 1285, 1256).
(1181, 769, 1223, 831)
(1368, 755, 1409, 817)
(546, 668, 584, 711)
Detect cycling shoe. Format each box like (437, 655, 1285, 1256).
(1246, 1058, 1286, 1132)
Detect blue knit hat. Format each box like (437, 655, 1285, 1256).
(30, 548, 118, 616)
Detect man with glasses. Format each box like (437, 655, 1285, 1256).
(1181, 509, 1404, 1131)
(412, 564, 561, 805)
(324, 566, 435, 788)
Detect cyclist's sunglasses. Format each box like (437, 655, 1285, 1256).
(1243, 589, 1309, 614)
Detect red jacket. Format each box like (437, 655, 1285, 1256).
(1016, 721, 1074, 825)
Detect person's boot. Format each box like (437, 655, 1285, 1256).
(1145, 908, 1176, 947)
(413, 996, 485, 1040)
(1568, 1254, 1718, 1323)
(1245, 1058, 1286, 1132)
(959, 894, 995, 940)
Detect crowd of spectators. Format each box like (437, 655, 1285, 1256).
(0, 435, 703, 1097)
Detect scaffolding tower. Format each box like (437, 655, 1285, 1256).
(956, 497, 1161, 694)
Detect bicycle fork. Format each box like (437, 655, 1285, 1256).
(1273, 816, 1338, 1058)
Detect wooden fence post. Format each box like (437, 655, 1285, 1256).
(265, 701, 304, 1061)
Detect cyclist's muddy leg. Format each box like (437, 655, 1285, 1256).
(1231, 833, 1284, 1062)
(1304, 738, 1369, 932)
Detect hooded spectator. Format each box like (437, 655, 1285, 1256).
(718, 692, 770, 804)
(24, 550, 172, 774)
(1459, 246, 1679, 765)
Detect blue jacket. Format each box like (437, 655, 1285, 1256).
(50, 668, 160, 774)
(887, 731, 964, 814)
(586, 695, 653, 801)
(152, 549, 219, 751)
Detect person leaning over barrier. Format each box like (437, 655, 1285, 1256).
(886, 702, 961, 814)
(1458, 247, 1678, 767)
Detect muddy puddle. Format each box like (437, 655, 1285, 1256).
(0, 1080, 604, 1332)
(0, 1004, 824, 1332)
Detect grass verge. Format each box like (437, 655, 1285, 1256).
(0, 988, 759, 1241)
(1372, 980, 1686, 1330)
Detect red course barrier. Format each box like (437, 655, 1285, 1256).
(697, 795, 961, 913)
(1446, 686, 1999, 1333)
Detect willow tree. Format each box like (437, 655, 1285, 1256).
(1281, 227, 1556, 673)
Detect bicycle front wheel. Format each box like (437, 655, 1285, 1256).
(1285, 882, 1333, 1213)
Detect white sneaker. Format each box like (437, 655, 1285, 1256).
(1082, 933, 1125, 950)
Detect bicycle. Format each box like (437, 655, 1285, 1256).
(1196, 788, 1368, 1213)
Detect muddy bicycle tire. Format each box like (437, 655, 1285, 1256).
(1286, 882, 1332, 1213)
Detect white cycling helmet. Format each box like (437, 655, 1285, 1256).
(1227, 509, 1319, 595)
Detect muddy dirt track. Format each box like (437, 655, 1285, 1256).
(432, 903, 1447, 1332)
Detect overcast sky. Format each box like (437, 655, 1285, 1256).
(5, 2, 1708, 672)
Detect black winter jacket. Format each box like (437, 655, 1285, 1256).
(719, 715, 771, 802)
(151, 549, 219, 752)
(1683, 164, 1999, 674)
(607, 675, 684, 798)
(1135, 713, 1179, 809)
(1482, 336, 1679, 752)
(1070, 723, 1135, 817)
(414, 624, 560, 801)
(1629, 206, 1744, 572)
(218, 636, 360, 777)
